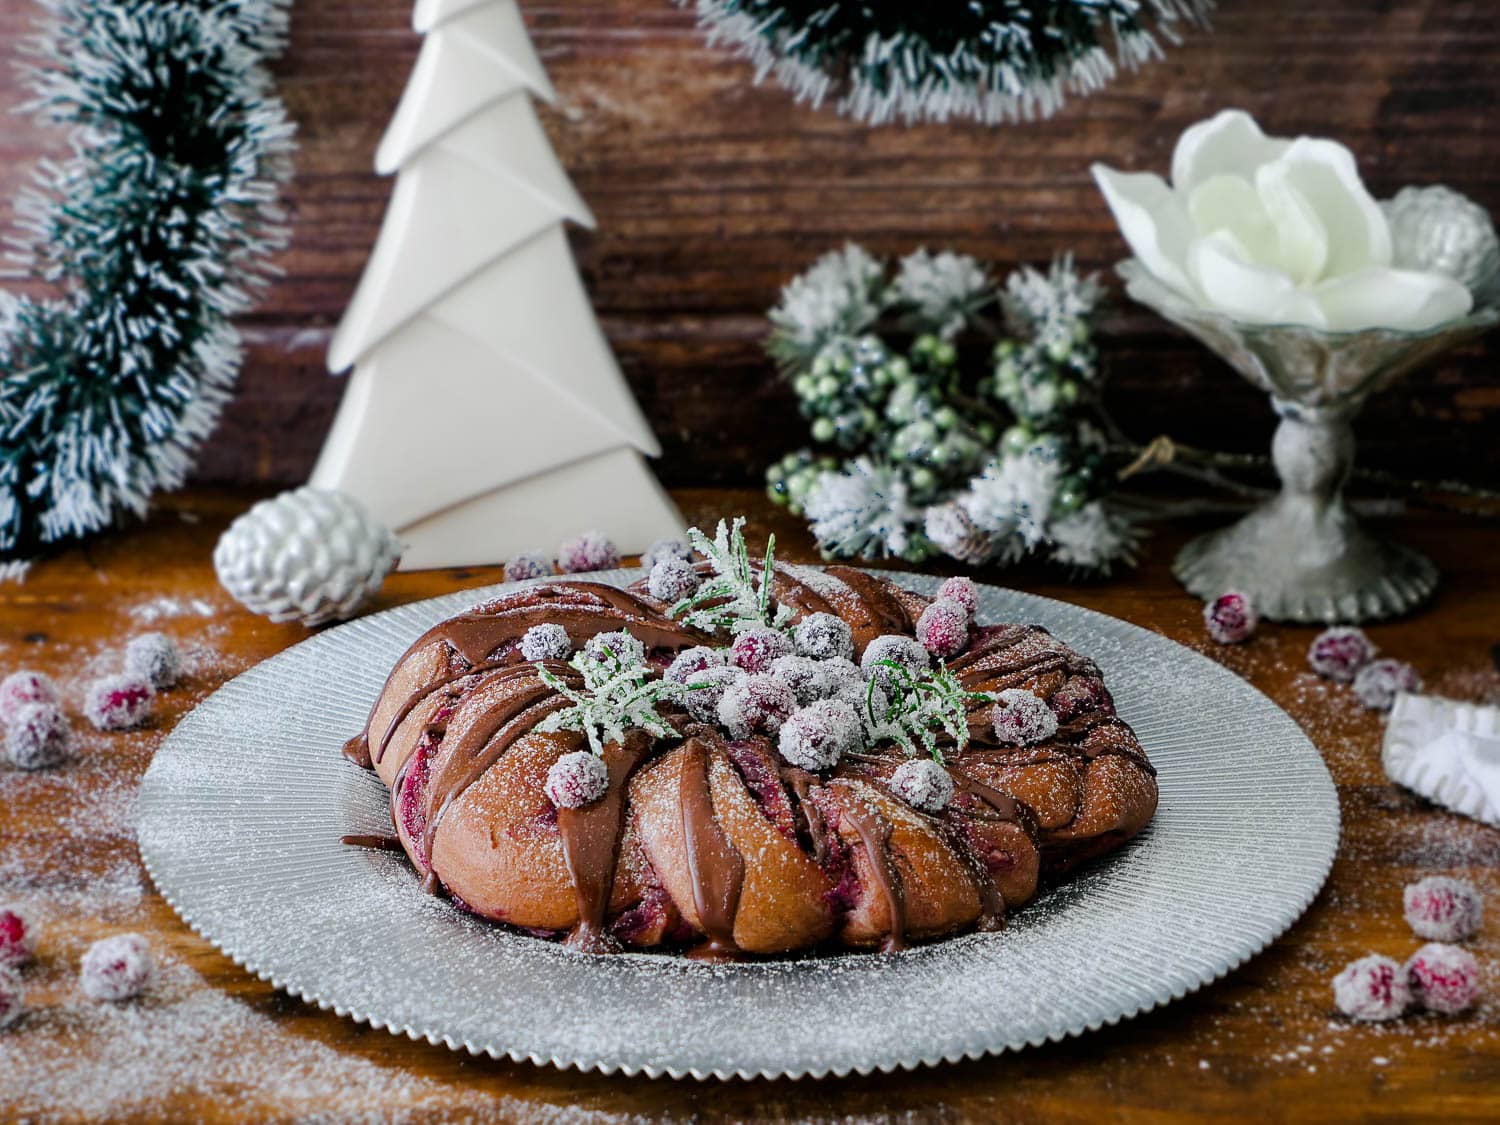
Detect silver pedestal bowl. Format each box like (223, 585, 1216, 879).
(1117, 259, 1498, 623)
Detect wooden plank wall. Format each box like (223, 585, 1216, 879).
(1, 1, 1496, 489)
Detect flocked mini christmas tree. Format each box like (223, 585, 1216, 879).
(312, 0, 683, 569)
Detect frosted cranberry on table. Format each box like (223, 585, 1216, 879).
(935, 576, 978, 620)
(729, 625, 793, 674)
(916, 599, 971, 659)
(80, 933, 153, 1002)
(718, 672, 797, 737)
(1202, 591, 1257, 645)
(519, 623, 572, 663)
(1332, 953, 1410, 1022)
(123, 631, 181, 690)
(1307, 626, 1376, 682)
(861, 634, 931, 692)
(503, 550, 553, 583)
(1404, 876, 1483, 942)
(544, 750, 610, 809)
(991, 688, 1059, 747)
(556, 530, 620, 574)
(0, 971, 24, 1031)
(890, 758, 954, 813)
(792, 612, 854, 662)
(777, 699, 861, 771)
(4, 701, 71, 770)
(646, 556, 699, 603)
(1406, 942, 1481, 1014)
(1352, 658, 1422, 712)
(0, 670, 58, 723)
(0, 907, 34, 969)
(82, 674, 154, 731)
(680, 665, 745, 723)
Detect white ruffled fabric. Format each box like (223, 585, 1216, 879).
(1092, 109, 1473, 333)
(1383, 692, 1500, 827)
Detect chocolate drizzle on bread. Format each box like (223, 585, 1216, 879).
(343, 566, 1157, 957)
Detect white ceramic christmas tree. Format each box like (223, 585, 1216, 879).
(313, 0, 683, 570)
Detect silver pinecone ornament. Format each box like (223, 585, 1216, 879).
(1384, 186, 1500, 297)
(214, 488, 401, 626)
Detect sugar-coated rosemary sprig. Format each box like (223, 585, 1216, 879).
(536, 639, 682, 756)
(668, 517, 795, 636)
(865, 659, 993, 761)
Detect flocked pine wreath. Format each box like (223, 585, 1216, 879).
(0, 0, 294, 571)
(679, 0, 1215, 125)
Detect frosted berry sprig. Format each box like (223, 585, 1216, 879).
(668, 518, 794, 636)
(865, 658, 992, 761)
(536, 637, 681, 757)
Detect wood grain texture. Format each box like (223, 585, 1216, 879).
(1, 487, 1498, 1121)
(0, 1, 1497, 494)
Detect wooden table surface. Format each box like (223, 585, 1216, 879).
(2, 488, 1497, 1122)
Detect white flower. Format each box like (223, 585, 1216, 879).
(804, 458, 921, 559)
(1092, 109, 1473, 332)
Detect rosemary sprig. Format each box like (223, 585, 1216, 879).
(865, 659, 993, 761)
(536, 640, 682, 756)
(668, 517, 795, 636)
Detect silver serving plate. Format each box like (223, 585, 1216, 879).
(137, 570, 1339, 1080)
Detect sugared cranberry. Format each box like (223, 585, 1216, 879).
(861, 635, 930, 693)
(1353, 658, 1421, 712)
(1406, 942, 1481, 1014)
(0, 908, 34, 969)
(1333, 954, 1410, 1021)
(557, 530, 620, 574)
(124, 632, 181, 690)
(0, 671, 57, 722)
(4, 702, 71, 770)
(729, 626, 793, 674)
(935, 577, 978, 620)
(0, 971, 23, 1031)
(504, 550, 553, 582)
(83, 674, 154, 731)
(665, 646, 725, 685)
(1203, 591, 1256, 645)
(991, 688, 1058, 746)
(890, 758, 953, 812)
(1308, 626, 1376, 682)
(769, 655, 827, 706)
(80, 933, 153, 1001)
(777, 700, 860, 771)
(1404, 876, 1483, 942)
(1050, 675, 1112, 722)
(718, 672, 797, 737)
(916, 599, 971, 659)
(520, 623, 572, 663)
(544, 751, 610, 809)
(641, 537, 692, 571)
(647, 557, 700, 603)
(793, 613, 854, 662)
(681, 665, 745, 723)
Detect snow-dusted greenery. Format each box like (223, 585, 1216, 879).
(864, 660, 992, 761)
(536, 641, 683, 757)
(0, 0, 294, 561)
(678, 1, 1213, 126)
(668, 517, 795, 635)
(767, 246, 1141, 574)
